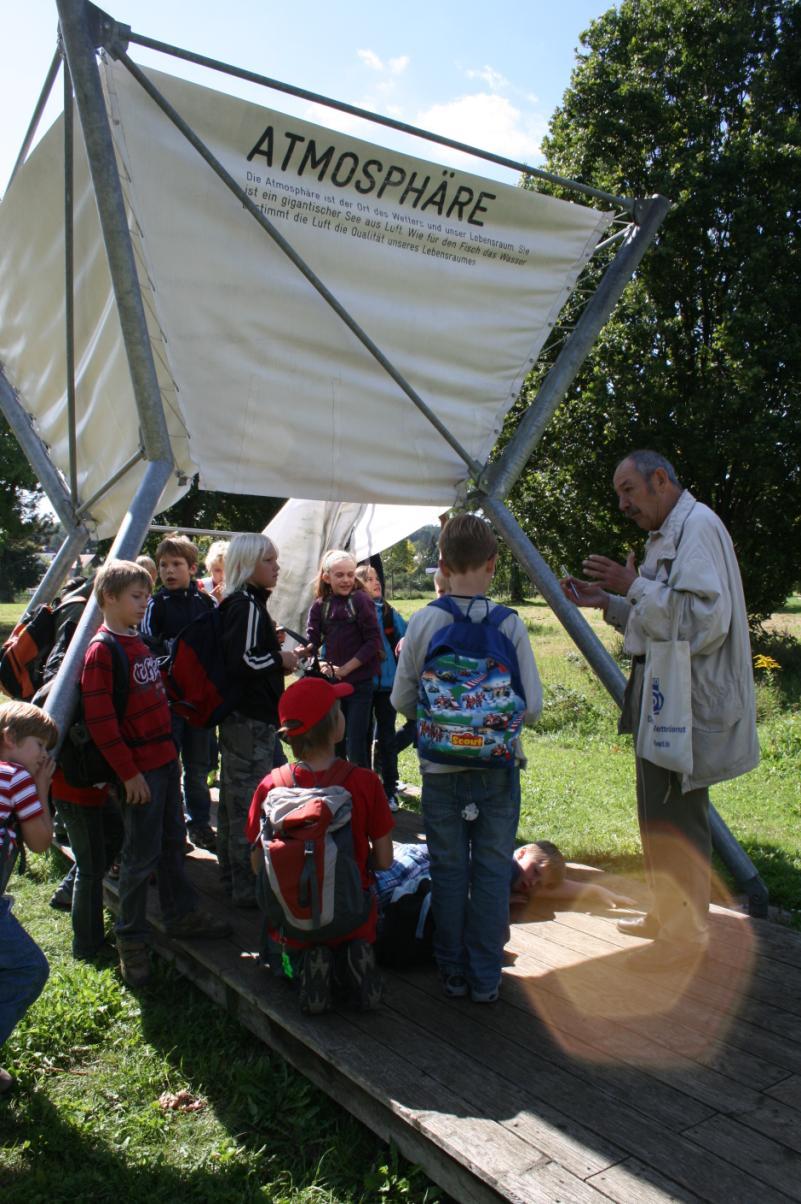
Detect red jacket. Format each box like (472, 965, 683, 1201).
(81, 626, 176, 782)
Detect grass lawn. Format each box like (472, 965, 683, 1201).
(1, 590, 800, 1197)
(394, 592, 801, 913)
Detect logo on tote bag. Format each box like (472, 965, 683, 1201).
(651, 677, 665, 715)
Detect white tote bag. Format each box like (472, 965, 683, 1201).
(636, 609, 693, 775)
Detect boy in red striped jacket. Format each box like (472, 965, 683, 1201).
(81, 560, 230, 988)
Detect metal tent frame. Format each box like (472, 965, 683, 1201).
(0, 0, 767, 913)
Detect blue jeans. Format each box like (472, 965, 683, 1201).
(372, 689, 399, 794)
(0, 896, 49, 1048)
(339, 681, 374, 767)
(58, 797, 124, 959)
(171, 712, 213, 828)
(422, 767, 521, 994)
(116, 760, 196, 945)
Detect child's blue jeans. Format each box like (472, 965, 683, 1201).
(421, 767, 520, 995)
(58, 796, 123, 959)
(115, 760, 196, 945)
(0, 896, 49, 1048)
(171, 712, 213, 829)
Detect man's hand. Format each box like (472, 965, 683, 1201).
(560, 576, 609, 611)
(581, 551, 637, 596)
(123, 773, 151, 805)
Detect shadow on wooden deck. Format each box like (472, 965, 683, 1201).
(104, 808, 801, 1204)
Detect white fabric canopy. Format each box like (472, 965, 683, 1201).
(0, 57, 611, 537)
(265, 498, 442, 637)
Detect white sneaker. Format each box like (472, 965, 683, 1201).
(387, 794, 400, 812)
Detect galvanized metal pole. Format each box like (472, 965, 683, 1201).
(480, 493, 769, 916)
(55, 0, 173, 465)
(125, 28, 633, 213)
(63, 55, 79, 503)
(44, 458, 173, 741)
(24, 526, 91, 615)
(0, 367, 78, 532)
(480, 495, 626, 704)
(6, 48, 62, 193)
(482, 196, 671, 500)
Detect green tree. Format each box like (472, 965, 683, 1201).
(383, 538, 417, 597)
(0, 416, 47, 600)
(507, 0, 801, 621)
(138, 477, 284, 559)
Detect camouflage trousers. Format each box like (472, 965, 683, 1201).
(218, 712, 278, 907)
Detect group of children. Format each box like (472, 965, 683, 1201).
(2, 511, 636, 1090)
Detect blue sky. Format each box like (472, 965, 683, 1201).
(1, 0, 615, 194)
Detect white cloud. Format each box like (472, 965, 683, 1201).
(415, 93, 546, 169)
(357, 48, 383, 71)
(357, 49, 409, 76)
(466, 65, 509, 91)
(387, 55, 410, 76)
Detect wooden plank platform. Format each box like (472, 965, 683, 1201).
(104, 809, 801, 1203)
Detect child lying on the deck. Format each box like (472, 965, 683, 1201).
(510, 840, 636, 909)
(373, 840, 635, 969)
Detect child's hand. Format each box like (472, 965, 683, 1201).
(124, 773, 151, 805)
(34, 754, 56, 800)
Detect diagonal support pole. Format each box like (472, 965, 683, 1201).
(55, 0, 173, 467)
(0, 366, 82, 534)
(479, 494, 769, 917)
(44, 458, 173, 742)
(24, 527, 91, 615)
(481, 195, 671, 499)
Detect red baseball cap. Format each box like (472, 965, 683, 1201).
(278, 676, 354, 736)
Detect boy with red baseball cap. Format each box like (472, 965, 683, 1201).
(246, 677, 394, 1014)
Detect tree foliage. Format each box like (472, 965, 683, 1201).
(137, 477, 284, 559)
(0, 415, 47, 600)
(508, 0, 801, 621)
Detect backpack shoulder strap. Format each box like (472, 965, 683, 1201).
(266, 762, 296, 792)
(429, 595, 464, 622)
(486, 603, 516, 630)
(91, 631, 129, 722)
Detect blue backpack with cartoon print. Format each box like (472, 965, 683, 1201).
(416, 596, 527, 769)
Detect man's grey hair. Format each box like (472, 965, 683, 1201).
(621, 449, 680, 486)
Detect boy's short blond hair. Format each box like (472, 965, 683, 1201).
(155, 532, 199, 570)
(285, 701, 342, 760)
(0, 700, 59, 750)
(93, 559, 152, 606)
(136, 554, 157, 581)
(439, 514, 497, 575)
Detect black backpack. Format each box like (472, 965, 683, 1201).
(57, 632, 130, 788)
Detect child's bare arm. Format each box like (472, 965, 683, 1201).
(20, 810, 53, 854)
(369, 832, 394, 871)
(540, 878, 636, 909)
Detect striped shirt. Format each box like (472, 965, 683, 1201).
(0, 759, 45, 853)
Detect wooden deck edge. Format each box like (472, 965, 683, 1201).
(148, 927, 512, 1204)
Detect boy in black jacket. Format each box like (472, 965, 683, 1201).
(141, 534, 216, 851)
